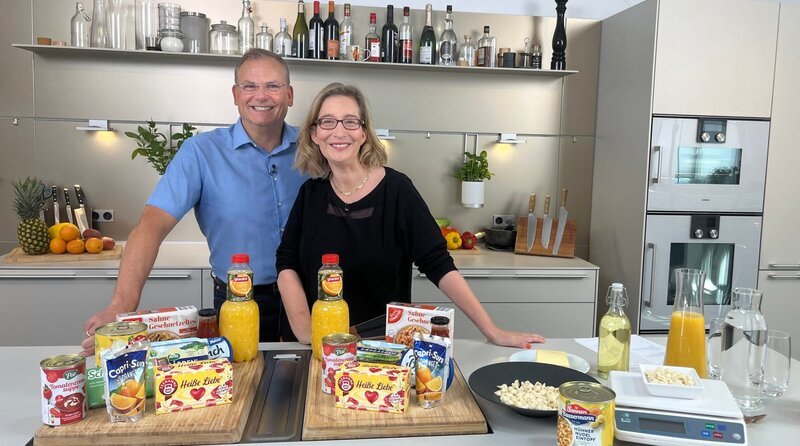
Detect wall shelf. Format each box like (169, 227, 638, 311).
(13, 44, 579, 77)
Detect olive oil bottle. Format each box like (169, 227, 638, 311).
(597, 283, 631, 378)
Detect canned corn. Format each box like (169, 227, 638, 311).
(558, 381, 616, 446)
(94, 321, 148, 367)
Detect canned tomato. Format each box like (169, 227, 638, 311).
(41, 354, 87, 426)
(321, 333, 357, 394)
(558, 381, 616, 446)
(94, 321, 148, 367)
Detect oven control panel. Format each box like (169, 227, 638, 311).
(697, 118, 728, 144)
(690, 215, 720, 239)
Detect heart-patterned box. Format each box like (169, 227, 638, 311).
(153, 359, 233, 415)
(334, 361, 411, 414)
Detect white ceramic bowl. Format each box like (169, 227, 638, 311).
(640, 364, 704, 399)
(509, 350, 591, 374)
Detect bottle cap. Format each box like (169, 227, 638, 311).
(611, 282, 624, 289)
(322, 253, 339, 264)
(198, 308, 218, 318)
(232, 253, 250, 263)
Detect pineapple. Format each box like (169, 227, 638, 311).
(12, 177, 50, 255)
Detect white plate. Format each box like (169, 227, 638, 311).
(509, 350, 591, 374)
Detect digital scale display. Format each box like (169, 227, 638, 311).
(639, 417, 687, 434)
(616, 409, 745, 445)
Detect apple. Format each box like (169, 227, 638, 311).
(83, 228, 102, 240)
(102, 237, 116, 250)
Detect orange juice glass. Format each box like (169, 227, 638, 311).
(664, 310, 708, 378)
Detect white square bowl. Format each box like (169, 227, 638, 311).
(640, 364, 705, 399)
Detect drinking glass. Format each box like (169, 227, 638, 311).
(761, 330, 791, 398)
(707, 317, 725, 380)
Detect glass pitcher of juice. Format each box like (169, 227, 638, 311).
(664, 268, 708, 378)
(219, 253, 259, 362)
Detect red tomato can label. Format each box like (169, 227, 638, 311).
(41, 354, 87, 426)
(321, 334, 357, 394)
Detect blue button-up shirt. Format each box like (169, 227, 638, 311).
(148, 120, 308, 284)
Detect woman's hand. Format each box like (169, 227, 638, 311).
(485, 327, 546, 349)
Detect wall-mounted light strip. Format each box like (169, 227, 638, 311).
(76, 119, 111, 131)
(498, 133, 527, 144)
(375, 128, 396, 140)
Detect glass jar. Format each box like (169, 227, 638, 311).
(219, 253, 259, 362)
(197, 308, 220, 338)
(135, 0, 159, 50)
(106, 0, 126, 49)
(179, 11, 208, 53)
(90, 0, 108, 48)
(209, 21, 238, 55)
(311, 254, 349, 360)
(70, 2, 91, 48)
(159, 29, 184, 52)
(430, 316, 450, 338)
(158, 2, 181, 31)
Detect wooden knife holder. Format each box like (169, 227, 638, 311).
(514, 216, 577, 258)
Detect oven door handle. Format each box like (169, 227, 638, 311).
(643, 242, 657, 308)
(650, 145, 662, 184)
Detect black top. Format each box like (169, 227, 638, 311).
(276, 167, 457, 326)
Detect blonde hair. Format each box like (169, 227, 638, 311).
(296, 83, 387, 178)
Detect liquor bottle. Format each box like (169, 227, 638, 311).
(438, 5, 456, 66)
(457, 34, 476, 66)
(323, 1, 339, 60)
(597, 283, 632, 379)
(364, 12, 380, 62)
(397, 6, 412, 64)
(311, 254, 349, 360)
(339, 3, 353, 60)
(292, 0, 309, 58)
(273, 17, 292, 57)
(309, 1, 325, 59)
(380, 5, 398, 63)
(418, 3, 436, 65)
(477, 25, 496, 67)
(531, 44, 542, 69)
(238, 0, 255, 54)
(255, 23, 273, 51)
(219, 254, 259, 363)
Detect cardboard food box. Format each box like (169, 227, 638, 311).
(385, 302, 454, 350)
(117, 306, 199, 341)
(153, 359, 233, 414)
(334, 361, 411, 414)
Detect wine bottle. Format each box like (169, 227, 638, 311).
(323, 0, 339, 60)
(438, 5, 456, 66)
(309, 1, 325, 59)
(339, 3, 353, 60)
(397, 6, 412, 64)
(381, 5, 398, 63)
(292, 0, 309, 58)
(418, 4, 436, 65)
(364, 12, 380, 62)
(238, 0, 255, 55)
(273, 17, 292, 57)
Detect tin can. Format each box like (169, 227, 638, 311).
(94, 321, 148, 367)
(321, 333, 357, 394)
(558, 381, 616, 446)
(41, 354, 87, 426)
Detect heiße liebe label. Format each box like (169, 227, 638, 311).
(154, 359, 233, 415)
(334, 361, 411, 414)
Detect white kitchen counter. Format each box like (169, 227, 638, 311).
(8, 338, 798, 445)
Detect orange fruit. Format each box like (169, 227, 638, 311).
(59, 225, 80, 242)
(426, 376, 443, 392)
(49, 238, 67, 254)
(321, 274, 343, 296)
(109, 393, 137, 413)
(66, 239, 85, 254)
(229, 275, 252, 297)
(85, 237, 103, 254)
(416, 366, 433, 385)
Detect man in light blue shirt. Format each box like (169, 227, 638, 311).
(81, 49, 307, 353)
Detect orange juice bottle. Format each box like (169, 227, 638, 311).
(311, 254, 349, 360)
(663, 268, 708, 378)
(220, 253, 259, 362)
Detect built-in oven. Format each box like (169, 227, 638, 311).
(649, 117, 769, 213)
(640, 214, 762, 332)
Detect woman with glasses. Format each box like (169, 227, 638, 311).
(276, 83, 544, 349)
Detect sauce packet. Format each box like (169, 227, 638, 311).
(101, 340, 150, 423)
(413, 333, 452, 408)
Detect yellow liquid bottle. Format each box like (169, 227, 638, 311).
(663, 268, 708, 378)
(310, 254, 349, 360)
(597, 283, 631, 378)
(219, 253, 259, 362)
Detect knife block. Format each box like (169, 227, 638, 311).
(514, 216, 577, 258)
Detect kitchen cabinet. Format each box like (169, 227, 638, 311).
(201, 268, 215, 309)
(411, 268, 598, 338)
(0, 269, 202, 346)
(758, 272, 800, 360)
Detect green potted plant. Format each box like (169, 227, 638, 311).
(454, 150, 493, 208)
(125, 119, 196, 175)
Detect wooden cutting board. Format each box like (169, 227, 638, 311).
(3, 245, 123, 264)
(33, 353, 264, 446)
(448, 246, 482, 255)
(514, 216, 576, 258)
(302, 357, 487, 440)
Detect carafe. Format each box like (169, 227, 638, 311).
(106, 0, 126, 49)
(720, 288, 768, 410)
(664, 268, 708, 377)
(90, 0, 108, 48)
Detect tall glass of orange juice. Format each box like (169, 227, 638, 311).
(663, 268, 708, 378)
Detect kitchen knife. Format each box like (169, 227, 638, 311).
(542, 194, 552, 249)
(552, 188, 569, 255)
(74, 184, 90, 229)
(526, 193, 536, 252)
(51, 186, 60, 224)
(63, 188, 74, 224)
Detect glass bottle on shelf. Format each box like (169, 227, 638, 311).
(255, 23, 273, 51)
(238, 0, 255, 55)
(380, 5, 397, 63)
(273, 18, 292, 57)
(438, 5, 456, 65)
(477, 25, 496, 67)
(418, 4, 436, 65)
(531, 44, 542, 69)
(292, 0, 309, 58)
(338, 3, 353, 61)
(664, 268, 708, 378)
(90, 0, 108, 48)
(135, 0, 159, 50)
(70, 2, 91, 48)
(219, 254, 259, 363)
(106, 0, 126, 49)
(364, 12, 380, 62)
(309, 1, 324, 59)
(397, 6, 412, 64)
(457, 35, 476, 67)
(311, 254, 349, 360)
(323, 1, 339, 60)
(597, 283, 631, 379)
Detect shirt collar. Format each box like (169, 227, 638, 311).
(232, 119, 298, 154)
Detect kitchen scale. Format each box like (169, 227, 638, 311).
(609, 371, 747, 446)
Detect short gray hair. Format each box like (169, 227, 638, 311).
(234, 49, 291, 84)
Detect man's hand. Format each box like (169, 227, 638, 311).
(80, 305, 125, 357)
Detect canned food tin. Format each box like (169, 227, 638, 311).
(321, 333, 357, 394)
(41, 354, 87, 426)
(94, 321, 148, 367)
(558, 381, 616, 446)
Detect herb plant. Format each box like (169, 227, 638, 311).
(126, 120, 197, 175)
(454, 150, 493, 182)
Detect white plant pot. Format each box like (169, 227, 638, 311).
(461, 181, 485, 208)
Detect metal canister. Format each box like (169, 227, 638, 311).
(558, 381, 616, 446)
(94, 321, 148, 367)
(41, 354, 87, 426)
(321, 333, 357, 394)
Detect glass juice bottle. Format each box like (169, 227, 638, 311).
(664, 268, 708, 377)
(597, 283, 631, 378)
(311, 254, 349, 360)
(219, 253, 259, 362)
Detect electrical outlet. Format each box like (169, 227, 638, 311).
(93, 209, 115, 223)
(492, 214, 515, 228)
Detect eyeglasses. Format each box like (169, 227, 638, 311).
(315, 118, 365, 130)
(235, 82, 288, 94)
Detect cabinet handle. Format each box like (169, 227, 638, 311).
(418, 272, 589, 279)
(650, 146, 662, 184)
(0, 274, 78, 279)
(767, 273, 800, 280)
(768, 263, 800, 269)
(0, 273, 191, 280)
(146, 274, 192, 279)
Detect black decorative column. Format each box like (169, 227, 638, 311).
(551, 0, 568, 70)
